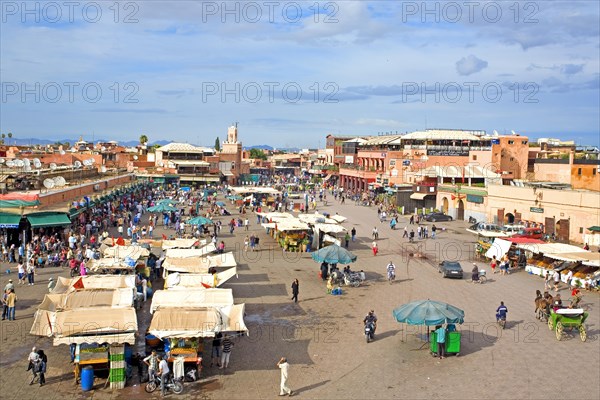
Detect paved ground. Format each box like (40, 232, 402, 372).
(1, 197, 599, 400)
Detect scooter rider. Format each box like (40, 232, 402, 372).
(363, 310, 378, 334)
(386, 261, 396, 280)
(496, 301, 508, 321)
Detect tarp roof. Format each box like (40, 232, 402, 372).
(148, 304, 247, 339)
(164, 243, 216, 258)
(162, 238, 201, 250)
(89, 258, 135, 271)
(30, 307, 137, 340)
(298, 213, 338, 224)
(162, 253, 237, 273)
(165, 269, 237, 289)
(230, 186, 280, 195)
(313, 223, 347, 234)
(543, 251, 600, 267)
(150, 288, 234, 313)
(516, 243, 590, 254)
(103, 245, 149, 260)
(485, 238, 512, 260)
(51, 275, 136, 294)
(38, 288, 134, 311)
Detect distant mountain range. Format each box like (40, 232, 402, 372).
(243, 145, 274, 151)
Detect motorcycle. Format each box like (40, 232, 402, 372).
(387, 269, 395, 284)
(496, 314, 507, 329)
(145, 374, 184, 394)
(364, 322, 375, 343)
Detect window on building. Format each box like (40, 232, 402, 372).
(578, 168, 582, 175)
(522, 140, 528, 145)
(416, 186, 420, 192)
(429, 186, 435, 192)
(508, 140, 514, 144)
(472, 155, 477, 161)
(593, 168, 597, 175)
(510, 157, 514, 162)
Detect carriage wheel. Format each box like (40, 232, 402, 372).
(548, 318, 554, 331)
(579, 325, 587, 342)
(555, 321, 563, 341)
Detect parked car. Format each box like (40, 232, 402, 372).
(438, 261, 464, 279)
(511, 227, 544, 240)
(424, 212, 453, 222)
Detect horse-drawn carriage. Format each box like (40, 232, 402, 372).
(548, 308, 589, 342)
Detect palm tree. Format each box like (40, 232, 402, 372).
(139, 134, 148, 146)
(7, 132, 12, 145)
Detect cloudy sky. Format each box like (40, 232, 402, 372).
(1, 1, 598, 147)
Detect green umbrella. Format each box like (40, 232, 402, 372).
(311, 244, 357, 264)
(188, 216, 214, 226)
(148, 203, 178, 213)
(393, 300, 465, 326)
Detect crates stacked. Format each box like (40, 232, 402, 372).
(109, 345, 126, 389)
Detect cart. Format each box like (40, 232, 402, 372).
(548, 308, 589, 341)
(429, 331, 461, 356)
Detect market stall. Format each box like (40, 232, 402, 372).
(520, 243, 600, 286)
(262, 218, 311, 252)
(165, 270, 238, 289)
(150, 288, 234, 313)
(162, 253, 237, 275)
(164, 243, 217, 258)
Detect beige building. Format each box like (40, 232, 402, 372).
(486, 183, 600, 243)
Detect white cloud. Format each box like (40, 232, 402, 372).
(456, 55, 488, 76)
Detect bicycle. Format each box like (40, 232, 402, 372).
(145, 374, 184, 394)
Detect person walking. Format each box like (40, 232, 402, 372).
(18, 260, 26, 285)
(36, 349, 47, 386)
(431, 224, 437, 239)
(351, 227, 356, 242)
(291, 279, 299, 303)
(26, 262, 35, 286)
(27, 347, 40, 384)
(277, 357, 293, 396)
(544, 270, 553, 291)
(344, 232, 350, 249)
(6, 289, 17, 321)
(372, 241, 378, 256)
(402, 226, 408, 238)
(490, 255, 498, 274)
(219, 335, 234, 369)
(372, 227, 378, 240)
(435, 325, 446, 359)
(553, 269, 561, 292)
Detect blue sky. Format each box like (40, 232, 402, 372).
(1, 1, 599, 147)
